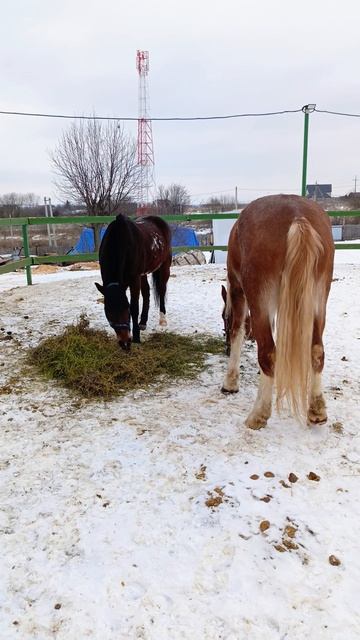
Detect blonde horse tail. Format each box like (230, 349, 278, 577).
(275, 217, 324, 419)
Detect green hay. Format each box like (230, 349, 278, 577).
(27, 314, 224, 399)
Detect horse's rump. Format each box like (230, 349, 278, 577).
(133, 215, 172, 275)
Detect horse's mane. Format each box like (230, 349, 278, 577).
(100, 214, 138, 284)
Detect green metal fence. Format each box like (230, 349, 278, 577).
(1, 211, 360, 286)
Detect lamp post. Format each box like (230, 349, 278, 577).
(301, 104, 316, 197)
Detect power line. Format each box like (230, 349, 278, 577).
(189, 188, 234, 197)
(2, 105, 360, 121)
(190, 182, 356, 199)
(0, 107, 303, 121)
(191, 186, 299, 197)
(315, 108, 360, 118)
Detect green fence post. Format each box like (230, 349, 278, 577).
(301, 104, 316, 197)
(22, 222, 32, 285)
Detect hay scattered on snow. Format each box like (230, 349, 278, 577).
(33, 264, 60, 274)
(27, 314, 224, 399)
(67, 261, 100, 271)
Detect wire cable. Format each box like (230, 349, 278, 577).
(0, 108, 303, 121)
(315, 108, 360, 118)
(2, 106, 360, 121)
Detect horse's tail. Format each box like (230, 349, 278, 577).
(275, 217, 324, 419)
(152, 269, 162, 307)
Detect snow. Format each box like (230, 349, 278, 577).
(0, 251, 360, 639)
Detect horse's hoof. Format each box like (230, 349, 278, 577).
(139, 324, 146, 331)
(221, 386, 238, 394)
(307, 414, 327, 426)
(307, 396, 327, 425)
(119, 342, 131, 352)
(159, 312, 167, 327)
(245, 416, 267, 430)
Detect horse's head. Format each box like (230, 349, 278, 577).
(95, 282, 132, 351)
(221, 285, 231, 356)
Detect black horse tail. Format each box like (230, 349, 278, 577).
(152, 269, 163, 308)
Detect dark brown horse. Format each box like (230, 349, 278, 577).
(221, 194, 334, 429)
(95, 214, 172, 350)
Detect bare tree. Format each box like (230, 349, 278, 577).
(155, 183, 190, 215)
(51, 119, 141, 249)
(0, 192, 24, 218)
(0, 192, 41, 220)
(202, 195, 236, 212)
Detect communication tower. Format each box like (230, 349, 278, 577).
(136, 50, 155, 211)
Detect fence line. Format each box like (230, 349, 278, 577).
(1, 211, 360, 286)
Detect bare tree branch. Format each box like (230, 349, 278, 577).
(50, 119, 141, 216)
(154, 183, 190, 215)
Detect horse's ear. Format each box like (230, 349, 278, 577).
(95, 282, 104, 295)
(221, 285, 227, 304)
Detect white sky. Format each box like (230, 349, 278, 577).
(1, 0, 359, 205)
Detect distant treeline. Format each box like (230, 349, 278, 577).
(0, 194, 88, 218)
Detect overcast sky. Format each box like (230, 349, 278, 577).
(1, 0, 359, 205)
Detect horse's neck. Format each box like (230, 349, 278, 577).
(101, 218, 143, 284)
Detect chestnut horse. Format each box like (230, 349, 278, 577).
(95, 213, 172, 350)
(222, 194, 334, 429)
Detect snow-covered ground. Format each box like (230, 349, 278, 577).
(0, 253, 359, 640)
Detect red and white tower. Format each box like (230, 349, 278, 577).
(136, 50, 155, 211)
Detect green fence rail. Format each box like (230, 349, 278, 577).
(1, 211, 360, 285)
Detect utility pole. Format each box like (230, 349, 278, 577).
(48, 197, 57, 249)
(354, 176, 358, 193)
(44, 197, 57, 249)
(235, 186, 238, 211)
(301, 104, 316, 197)
(44, 197, 52, 248)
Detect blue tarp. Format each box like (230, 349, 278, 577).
(69, 224, 199, 255)
(170, 225, 199, 254)
(69, 227, 107, 254)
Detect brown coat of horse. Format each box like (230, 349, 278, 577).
(222, 194, 334, 429)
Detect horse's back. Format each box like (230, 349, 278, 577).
(136, 215, 171, 242)
(238, 194, 332, 249)
(230, 194, 333, 285)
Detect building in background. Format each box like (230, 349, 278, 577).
(306, 184, 332, 199)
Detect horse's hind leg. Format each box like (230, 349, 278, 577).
(139, 275, 150, 331)
(222, 286, 247, 393)
(245, 313, 275, 430)
(308, 314, 327, 424)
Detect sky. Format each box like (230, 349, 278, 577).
(1, 0, 359, 206)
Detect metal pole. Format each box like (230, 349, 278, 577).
(44, 197, 52, 248)
(235, 186, 238, 211)
(301, 104, 316, 197)
(48, 197, 57, 249)
(22, 223, 32, 285)
(9, 211, 14, 244)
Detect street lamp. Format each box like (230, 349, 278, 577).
(302, 104, 316, 114)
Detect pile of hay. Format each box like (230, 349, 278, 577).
(27, 315, 224, 398)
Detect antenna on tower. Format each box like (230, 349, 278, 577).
(136, 50, 155, 213)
